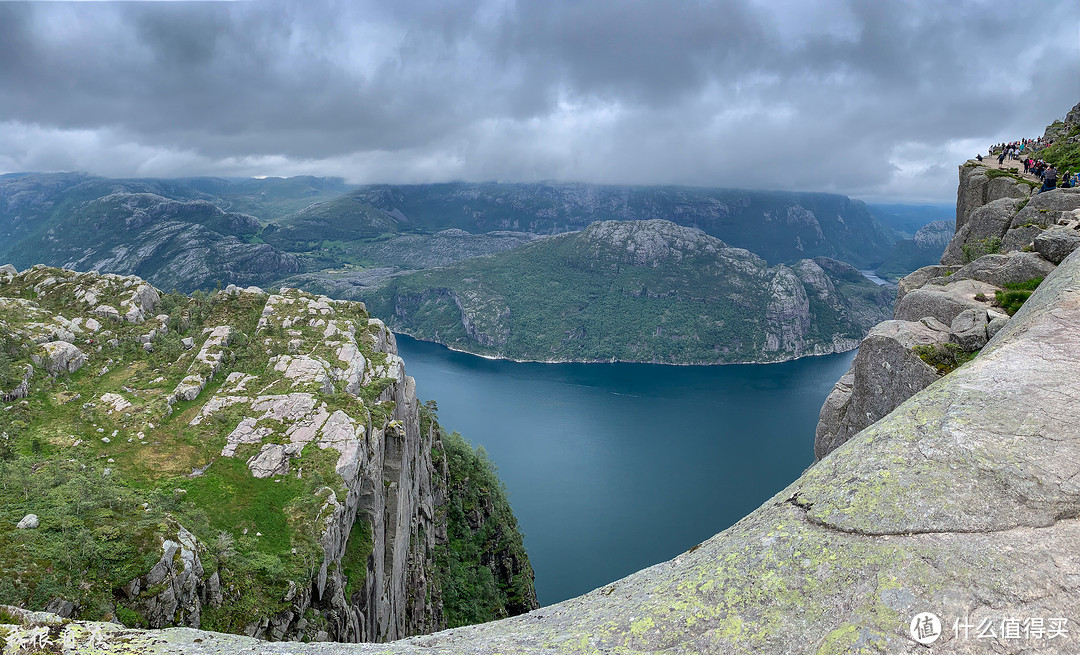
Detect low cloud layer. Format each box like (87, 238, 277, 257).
(1, 0, 1076, 201)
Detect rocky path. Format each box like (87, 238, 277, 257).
(983, 151, 1042, 181)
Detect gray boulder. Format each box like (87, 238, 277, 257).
(247, 443, 302, 479)
(894, 278, 997, 325)
(1033, 225, 1080, 264)
(16, 513, 39, 529)
(949, 308, 989, 351)
(986, 315, 1009, 339)
(950, 251, 1056, 287)
(31, 341, 86, 375)
(814, 318, 950, 459)
(896, 264, 960, 303)
(1010, 187, 1080, 229)
(1000, 224, 1043, 251)
(940, 197, 1022, 265)
(93, 304, 121, 322)
(44, 597, 76, 618)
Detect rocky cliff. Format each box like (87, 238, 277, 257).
(6, 200, 1080, 654)
(815, 158, 1080, 459)
(0, 265, 535, 643)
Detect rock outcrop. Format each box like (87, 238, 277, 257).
(813, 317, 950, 460)
(945, 161, 1080, 267)
(815, 161, 1079, 460)
(1034, 226, 1080, 264)
(0, 265, 536, 645)
(953, 163, 1031, 238)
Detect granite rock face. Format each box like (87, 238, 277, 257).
(813, 317, 950, 459)
(946, 164, 1080, 271)
(895, 264, 959, 303)
(122, 527, 206, 629)
(940, 196, 1023, 265)
(817, 161, 1064, 465)
(893, 278, 997, 325)
(954, 162, 1031, 235)
(1010, 187, 1080, 229)
(948, 251, 1057, 287)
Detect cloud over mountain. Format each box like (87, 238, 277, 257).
(1, 0, 1076, 201)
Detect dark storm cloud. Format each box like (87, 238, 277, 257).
(0, 0, 1076, 201)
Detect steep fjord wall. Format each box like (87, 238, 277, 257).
(0, 265, 535, 644)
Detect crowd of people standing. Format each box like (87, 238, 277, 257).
(989, 137, 1053, 162)
(981, 135, 1072, 193)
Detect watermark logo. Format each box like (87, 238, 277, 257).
(910, 612, 943, 644)
(909, 612, 1071, 644)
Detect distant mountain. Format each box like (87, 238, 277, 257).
(174, 175, 354, 220)
(0, 176, 301, 290)
(279, 229, 546, 296)
(866, 203, 954, 238)
(3, 174, 895, 296)
(362, 219, 893, 364)
(0, 174, 357, 290)
(876, 220, 955, 282)
(297, 183, 896, 268)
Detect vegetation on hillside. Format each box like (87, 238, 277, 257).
(1038, 124, 1080, 172)
(364, 221, 892, 364)
(913, 343, 978, 375)
(0, 281, 336, 631)
(422, 402, 535, 628)
(994, 277, 1044, 316)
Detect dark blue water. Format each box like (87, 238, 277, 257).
(396, 335, 855, 606)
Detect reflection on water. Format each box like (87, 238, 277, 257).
(396, 335, 855, 606)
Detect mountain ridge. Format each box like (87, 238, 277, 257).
(362, 219, 893, 365)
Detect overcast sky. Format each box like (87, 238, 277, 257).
(0, 0, 1077, 202)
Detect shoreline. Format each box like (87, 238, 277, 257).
(394, 331, 861, 367)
